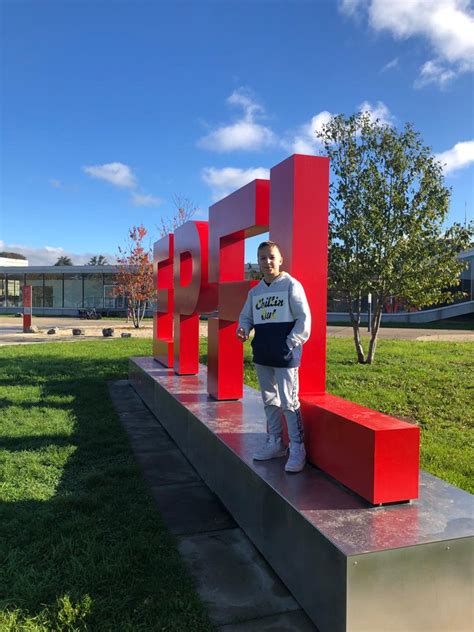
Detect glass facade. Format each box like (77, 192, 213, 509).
(103, 274, 120, 308)
(25, 274, 44, 307)
(44, 274, 63, 308)
(6, 274, 24, 307)
(64, 274, 83, 308)
(84, 274, 103, 308)
(0, 270, 128, 311)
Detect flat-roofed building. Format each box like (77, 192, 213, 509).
(0, 265, 126, 315)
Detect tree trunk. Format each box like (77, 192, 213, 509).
(366, 300, 383, 364)
(349, 294, 366, 363)
(137, 300, 145, 329)
(133, 300, 141, 328)
(130, 299, 139, 329)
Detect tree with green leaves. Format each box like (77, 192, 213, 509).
(54, 256, 73, 266)
(0, 251, 27, 260)
(317, 112, 472, 364)
(88, 255, 108, 266)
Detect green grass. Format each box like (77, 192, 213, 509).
(0, 340, 212, 631)
(201, 337, 474, 493)
(1, 338, 473, 630)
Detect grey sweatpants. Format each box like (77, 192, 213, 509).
(254, 363, 304, 444)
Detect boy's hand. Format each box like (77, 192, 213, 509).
(236, 327, 248, 342)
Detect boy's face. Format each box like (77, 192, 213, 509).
(258, 246, 283, 281)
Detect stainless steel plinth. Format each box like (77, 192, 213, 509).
(129, 357, 474, 632)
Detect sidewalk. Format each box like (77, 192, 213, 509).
(326, 325, 474, 342)
(0, 316, 153, 346)
(108, 379, 318, 631)
(0, 316, 472, 346)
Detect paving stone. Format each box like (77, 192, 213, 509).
(216, 610, 318, 631)
(134, 450, 201, 487)
(125, 425, 175, 454)
(149, 482, 236, 535)
(177, 528, 300, 626)
(116, 409, 162, 426)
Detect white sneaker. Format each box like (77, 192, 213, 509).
(285, 442, 306, 473)
(253, 436, 287, 461)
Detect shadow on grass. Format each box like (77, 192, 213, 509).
(0, 344, 212, 631)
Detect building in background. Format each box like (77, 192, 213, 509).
(0, 255, 29, 267)
(1, 249, 472, 320)
(0, 265, 125, 315)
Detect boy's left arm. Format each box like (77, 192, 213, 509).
(287, 280, 311, 349)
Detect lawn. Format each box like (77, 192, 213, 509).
(1, 337, 472, 630)
(0, 340, 212, 632)
(203, 337, 473, 492)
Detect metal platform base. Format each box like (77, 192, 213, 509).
(129, 357, 474, 632)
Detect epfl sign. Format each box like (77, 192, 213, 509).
(153, 154, 329, 401)
(152, 153, 421, 505)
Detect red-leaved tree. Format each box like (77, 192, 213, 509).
(115, 225, 155, 328)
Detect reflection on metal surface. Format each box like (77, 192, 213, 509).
(130, 357, 474, 632)
(347, 537, 473, 631)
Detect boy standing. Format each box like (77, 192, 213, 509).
(236, 241, 311, 473)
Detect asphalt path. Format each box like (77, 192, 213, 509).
(0, 316, 472, 345)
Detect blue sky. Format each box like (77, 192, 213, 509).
(1, 0, 473, 264)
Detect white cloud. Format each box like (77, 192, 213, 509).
(83, 162, 137, 188)
(0, 240, 115, 266)
(49, 178, 62, 189)
(283, 111, 334, 155)
(202, 166, 270, 201)
(381, 57, 399, 72)
(339, 0, 366, 18)
(82, 161, 164, 208)
(435, 140, 474, 174)
(358, 100, 394, 125)
(414, 59, 456, 88)
(369, 0, 474, 69)
(198, 88, 277, 152)
(340, 0, 474, 85)
(130, 192, 163, 207)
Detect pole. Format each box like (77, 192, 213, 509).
(23, 285, 32, 332)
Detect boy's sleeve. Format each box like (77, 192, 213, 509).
(287, 280, 311, 348)
(238, 290, 254, 336)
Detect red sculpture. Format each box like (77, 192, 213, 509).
(153, 154, 420, 504)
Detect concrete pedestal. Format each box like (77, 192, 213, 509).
(129, 357, 474, 632)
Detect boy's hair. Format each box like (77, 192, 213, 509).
(257, 240, 282, 255)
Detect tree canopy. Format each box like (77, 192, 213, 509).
(115, 225, 155, 328)
(0, 252, 27, 260)
(88, 255, 109, 266)
(317, 112, 472, 364)
(54, 256, 73, 266)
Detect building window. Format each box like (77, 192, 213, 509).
(64, 274, 83, 308)
(6, 274, 24, 307)
(44, 274, 63, 308)
(84, 274, 103, 308)
(25, 274, 43, 308)
(0, 275, 5, 307)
